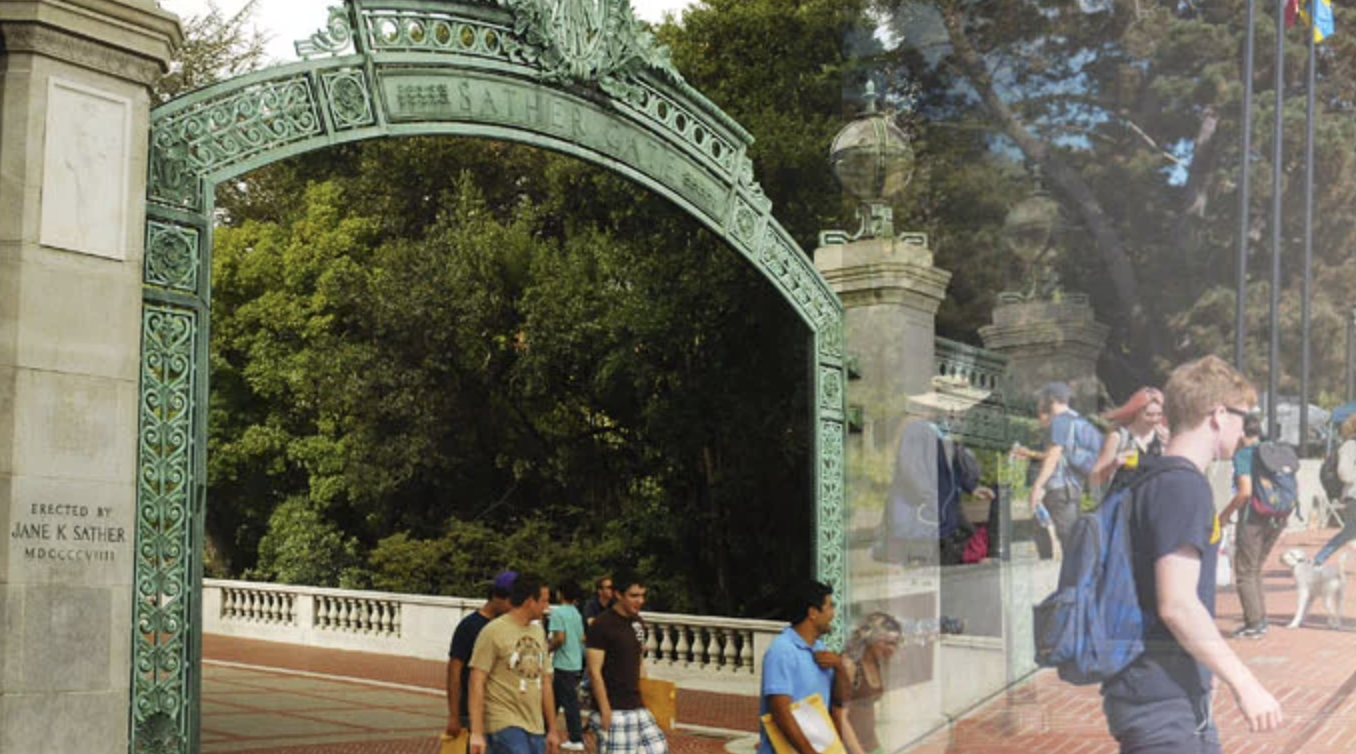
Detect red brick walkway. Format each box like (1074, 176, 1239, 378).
(203, 636, 755, 754)
(904, 527, 1356, 753)
(206, 528, 1356, 754)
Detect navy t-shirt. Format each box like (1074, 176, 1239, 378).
(449, 610, 492, 717)
(1103, 457, 1220, 701)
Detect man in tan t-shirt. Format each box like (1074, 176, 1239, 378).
(469, 573, 561, 754)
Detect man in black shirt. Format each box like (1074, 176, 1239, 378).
(446, 571, 516, 745)
(586, 572, 666, 754)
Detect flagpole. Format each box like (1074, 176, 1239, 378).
(1269, 0, 1285, 440)
(1237, 0, 1257, 372)
(1300, 2, 1316, 454)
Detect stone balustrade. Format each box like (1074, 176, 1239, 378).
(203, 580, 782, 694)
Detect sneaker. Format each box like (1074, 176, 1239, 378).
(562, 743, 585, 751)
(1230, 623, 1266, 639)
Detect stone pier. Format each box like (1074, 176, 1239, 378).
(0, 2, 180, 752)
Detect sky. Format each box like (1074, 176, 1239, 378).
(158, 0, 697, 63)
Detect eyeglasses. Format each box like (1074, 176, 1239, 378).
(1223, 406, 1251, 419)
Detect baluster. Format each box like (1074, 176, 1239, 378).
(359, 601, 372, 633)
(391, 604, 402, 637)
(267, 593, 279, 624)
(740, 630, 755, 673)
(285, 594, 296, 624)
(674, 626, 691, 667)
(658, 623, 675, 665)
(315, 597, 328, 629)
(222, 589, 235, 619)
(720, 629, 737, 672)
(644, 621, 659, 659)
(246, 591, 258, 621)
(703, 628, 720, 670)
(341, 599, 353, 631)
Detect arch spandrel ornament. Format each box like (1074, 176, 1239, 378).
(136, 2, 846, 751)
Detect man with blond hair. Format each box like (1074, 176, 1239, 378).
(1101, 355, 1282, 752)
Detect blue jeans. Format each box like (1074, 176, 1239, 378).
(487, 727, 546, 754)
(1316, 499, 1356, 565)
(553, 670, 583, 744)
(1103, 695, 1220, 754)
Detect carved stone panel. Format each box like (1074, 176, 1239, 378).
(40, 79, 132, 261)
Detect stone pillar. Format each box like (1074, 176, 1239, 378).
(815, 232, 952, 451)
(0, 2, 179, 752)
(979, 296, 1110, 414)
(815, 231, 951, 748)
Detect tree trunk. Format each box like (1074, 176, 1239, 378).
(939, 6, 1161, 360)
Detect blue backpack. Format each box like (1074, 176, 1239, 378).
(1032, 458, 1192, 685)
(1057, 410, 1104, 485)
(1249, 442, 1301, 519)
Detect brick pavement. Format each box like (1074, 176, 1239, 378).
(206, 528, 1356, 754)
(203, 635, 755, 754)
(903, 528, 1356, 753)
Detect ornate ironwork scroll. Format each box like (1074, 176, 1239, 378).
(130, 305, 197, 754)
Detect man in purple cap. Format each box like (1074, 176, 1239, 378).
(447, 571, 518, 748)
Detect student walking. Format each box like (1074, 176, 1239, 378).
(448, 571, 517, 746)
(548, 581, 586, 751)
(468, 573, 561, 754)
(586, 572, 667, 754)
(1315, 412, 1356, 565)
(1219, 415, 1274, 639)
(1101, 356, 1281, 752)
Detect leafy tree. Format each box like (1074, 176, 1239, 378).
(156, 0, 268, 101)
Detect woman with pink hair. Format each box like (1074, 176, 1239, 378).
(1090, 387, 1169, 494)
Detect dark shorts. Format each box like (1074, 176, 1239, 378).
(1103, 695, 1220, 754)
(487, 727, 546, 754)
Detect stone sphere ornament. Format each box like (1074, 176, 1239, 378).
(829, 81, 914, 204)
(1002, 189, 1059, 265)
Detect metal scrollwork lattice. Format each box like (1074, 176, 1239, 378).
(144, 222, 199, 292)
(131, 306, 197, 754)
(323, 70, 376, 129)
(150, 76, 322, 207)
(296, 5, 357, 58)
(818, 419, 847, 646)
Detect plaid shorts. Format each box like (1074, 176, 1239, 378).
(588, 708, 668, 754)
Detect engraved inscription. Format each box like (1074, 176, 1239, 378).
(11, 502, 125, 563)
(383, 74, 726, 219)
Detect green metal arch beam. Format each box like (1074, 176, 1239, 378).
(133, 2, 846, 751)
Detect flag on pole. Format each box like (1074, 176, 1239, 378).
(1288, 0, 1336, 43)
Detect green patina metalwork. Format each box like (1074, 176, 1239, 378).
(135, 2, 847, 750)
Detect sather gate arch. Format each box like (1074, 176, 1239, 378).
(135, 1, 847, 750)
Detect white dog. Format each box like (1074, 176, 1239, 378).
(1279, 548, 1349, 630)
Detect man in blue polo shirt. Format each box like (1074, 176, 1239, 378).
(758, 580, 855, 754)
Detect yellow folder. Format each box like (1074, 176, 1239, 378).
(758, 693, 845, 754)
(440, 730, 469, 754)
(639, 677, 678, 733)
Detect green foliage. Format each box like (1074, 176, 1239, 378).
(207, 131, 814, 616)
(250, 496, 363, 588)
(157, 0, 268, 102)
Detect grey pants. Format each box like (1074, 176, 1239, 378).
(1103, 695, 1220, 754)
(1234, 514, 1284, 627)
